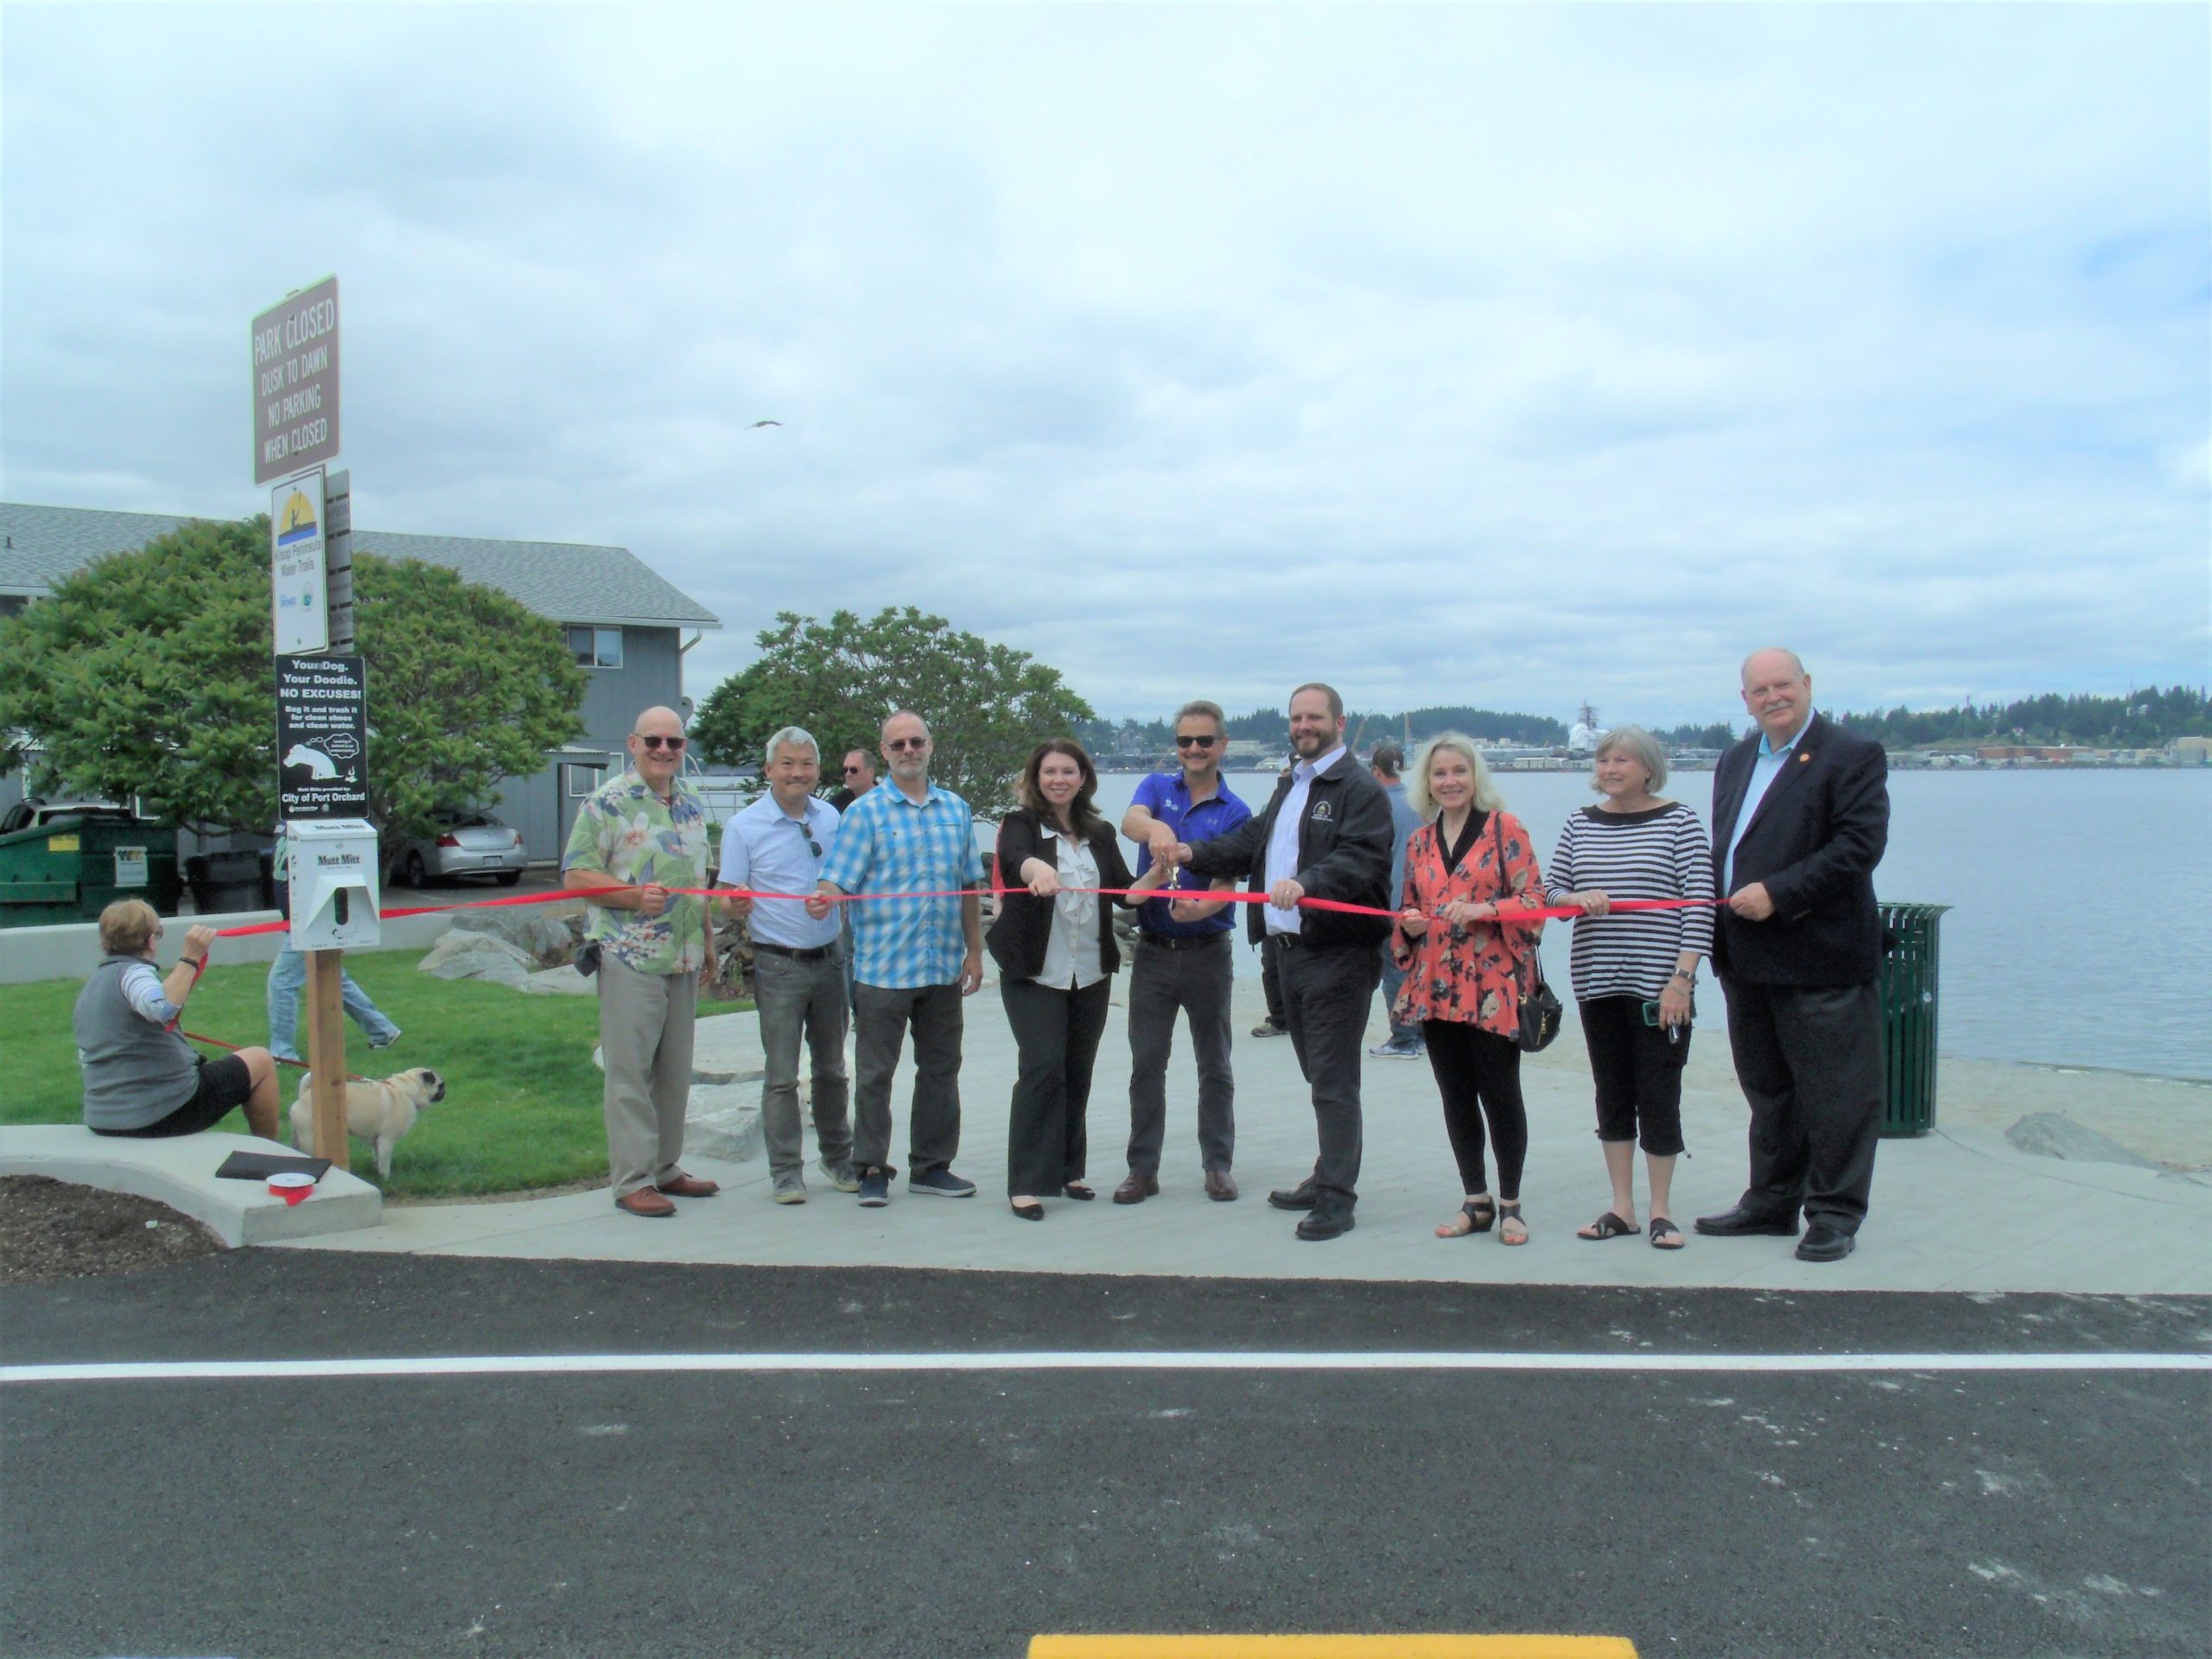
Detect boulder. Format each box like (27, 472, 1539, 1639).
(520, 965, 596, 997)
(449, 903, 585, 967)
(683, 1083, 764, 1162)
(417, 930, 537, 989)
(2004, 1112, 2158, 1169)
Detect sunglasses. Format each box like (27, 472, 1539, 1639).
(791, 818, 823, 858)
(842, 764, 866, 774)
(635, 734, 686, 752)
(885, 737, 928, 753)
(1175, 734, 1219, 749)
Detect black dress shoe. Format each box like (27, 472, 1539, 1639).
(1295, 1203, 1356, 1241)
(1795, 1222, 1856, 1262)
(1694, 1205, 1799, 1237)
(1268, 1178, 1321, 1211)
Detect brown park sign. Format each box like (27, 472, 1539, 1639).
(251, 276, 342, 483)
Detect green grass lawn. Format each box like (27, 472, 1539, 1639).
(2, 951, 745, 1200)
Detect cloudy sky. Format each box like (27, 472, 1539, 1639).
(4, 3, 2206, 729)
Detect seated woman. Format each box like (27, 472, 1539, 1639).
(75, 899, 281, 1141)
(1390, 734, 1548, 1245)
(988, 740, 1169, 1221)
(1547, 725, 1715, 1250)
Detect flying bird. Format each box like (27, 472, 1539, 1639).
(747, 419, 783, 429)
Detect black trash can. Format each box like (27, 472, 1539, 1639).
(184, 849, 265, 915)
(1878, 901, 1949, 1138)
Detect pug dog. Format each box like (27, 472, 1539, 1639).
(290, 1066, 447, 1178)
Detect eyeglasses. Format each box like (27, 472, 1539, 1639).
(885, 738, 928, 753)
(635, 734, 686, 752)
(1174, 734, 1219, 749)
(151, 926, 165, 941)
(791, 818, 823, 858)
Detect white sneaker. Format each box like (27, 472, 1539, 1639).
(771, 1172, 808, 1205)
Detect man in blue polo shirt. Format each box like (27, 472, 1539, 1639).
(1114, 699, 1254, 1204)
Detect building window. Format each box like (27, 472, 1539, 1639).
(566, 626, 624, 669)
(568, 766, 606, 798)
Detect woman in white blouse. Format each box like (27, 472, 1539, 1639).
(986, 741, 1168, 1220)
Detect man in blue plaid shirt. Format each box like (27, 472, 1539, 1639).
(812, 709, 985, 1205)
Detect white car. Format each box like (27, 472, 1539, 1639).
(393, 810, 529, 887)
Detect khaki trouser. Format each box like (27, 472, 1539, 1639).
(599, 956, 698, 1197)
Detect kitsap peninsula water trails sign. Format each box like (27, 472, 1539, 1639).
(251, 276, 340, 484)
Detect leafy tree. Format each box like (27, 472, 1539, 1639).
(690, 606, 1094, 816)
(0, 517, 588, 843)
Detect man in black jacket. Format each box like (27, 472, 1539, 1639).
(1697, 648, 1891, 1262)
(1176, 683, 1393, 1239)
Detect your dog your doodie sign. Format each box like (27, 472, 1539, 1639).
(276, 654, 370, 821)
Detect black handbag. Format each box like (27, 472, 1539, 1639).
(1491, 814, 1563, 1052)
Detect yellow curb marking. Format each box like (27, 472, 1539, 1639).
(1031, 1638, 1637, 1658)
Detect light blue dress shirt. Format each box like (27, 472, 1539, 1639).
(720, 792, 843, 950)
(1723, 711, 1815, 893)
(1263, 744, 1345, 936)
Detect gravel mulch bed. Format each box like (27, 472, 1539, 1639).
(0, 1174, 226, 1286)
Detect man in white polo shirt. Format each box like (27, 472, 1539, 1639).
(720, 725, 856, 1204)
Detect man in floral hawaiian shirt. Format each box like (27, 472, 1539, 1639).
(564, 706, 728, 1218)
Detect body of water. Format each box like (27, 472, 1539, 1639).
(1077, 766, 2209, 1081)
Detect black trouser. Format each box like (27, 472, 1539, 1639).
(1001, 976, 1112, 1197)
(1579, 994, 1688, 1157)
(1125, 934, 1236, 1175)
(1720, 976, 1883, 1232)
(1276, 938, 1381, 1202)
(1421, 1020, 1528, 1200)
(1258, 935, 1288, 1028)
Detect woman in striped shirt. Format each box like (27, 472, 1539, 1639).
(1546, 726, 1715, 1250)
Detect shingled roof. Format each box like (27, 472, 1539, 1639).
(0, 502, 719, 630)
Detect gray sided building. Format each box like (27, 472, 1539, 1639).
(0, 503, 720, 861)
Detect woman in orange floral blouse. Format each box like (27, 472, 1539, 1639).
(1391, 734, 1549, 1244)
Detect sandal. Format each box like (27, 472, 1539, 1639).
(1499, 1201, 1528, 1246)
(1648, 1217, 1684, 1250)
(1577, 1211, 1641, 1242)
(1435, 1197, 1497, 1238)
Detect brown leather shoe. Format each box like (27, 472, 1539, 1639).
(1205, 1169, 1239, 1203)
(656, 1173, 721, 1198)
(615, 1187, 677, 1218)
(1112, 1170, 1160, 1205)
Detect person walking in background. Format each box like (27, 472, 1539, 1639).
(266, 822, 402, 1062)
(1115, 699, 1252, 1204)
(564, 706, 726, 1219)
(1367, 741, 1426, 1060)
(988, 741, 1170, 1220)
(719, 725, 855, 1205)
(1391, 734, 1548, 1247)
(1179, 684, 1392, 1242)
(1697, 648, 1890, 1263)
(1547, 726, 1715, 1250)
(827, 747, 877, 811)
(813, 709, 986, 1207)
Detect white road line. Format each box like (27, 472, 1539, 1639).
(3, 1351, 2208, 1384)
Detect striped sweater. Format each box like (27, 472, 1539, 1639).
(1544, 803, 1717, 1001)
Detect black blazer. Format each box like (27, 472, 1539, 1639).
(986, 810, 1143, 981)
(1709, 712, 1890, 987)
(1186, 751, 1393, 951)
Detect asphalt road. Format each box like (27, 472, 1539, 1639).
(3, 1256, 2205, 1659)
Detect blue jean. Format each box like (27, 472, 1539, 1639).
(267, 944, 401, 1060)
(1378, 945, 1421, 1046)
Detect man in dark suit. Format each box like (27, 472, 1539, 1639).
(1176, 683, 1394, 1241)
(1697, 647, 1891, 1262)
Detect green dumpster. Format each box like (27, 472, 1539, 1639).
(1877, 901, 1949, 1138)
(0, 814, 183, 928)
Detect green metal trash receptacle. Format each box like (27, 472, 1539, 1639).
(0, 815, 184, 928)
(1878, 901, 1950, 1138)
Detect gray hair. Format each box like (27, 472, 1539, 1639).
(881, 709, 930, 740)
(1406, 732, 1506, 818)
(763, 726, 819, 763)
(1739, 646, 1807, 683)
(1173, 699, 1225, 733)
(1591, 725, 1667, 793)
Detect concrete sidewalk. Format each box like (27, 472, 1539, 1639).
(276, 976, 2212, 1296)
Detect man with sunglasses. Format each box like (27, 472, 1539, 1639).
(1114, 699, 1253, 1204)
(564, 706, 727, 1219)
(826, 748, 877, 811)
(812, 709, 986, 1205)
(718, 725, 855, 1204)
